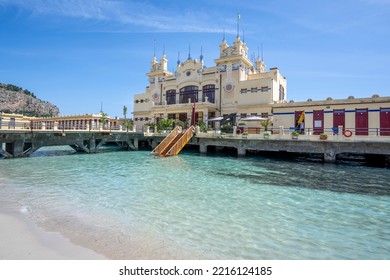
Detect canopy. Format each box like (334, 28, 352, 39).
(240, 116, 268, 121)
(208, 116, 224, 122)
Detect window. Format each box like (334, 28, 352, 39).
(202, 84, 215, 103)
(251, 88, 257, 93)
(261, 112, 269, 118)
(279, 85, 285, 101)
(135, 100, 139, 103)
(140, 117, 144, 121)
(167, 113, 176, 120)
(134, 118, 138, 121)
(179, 86, 198, 103)
(240, 89, 248, 94)
(145, 117, 149, 121)
(261, 87, 270, 92)
(241, 113, 247, 118)
(251, 113, 258, 116)
(140, 99, 144, 103)
(166, 90, 176, 105)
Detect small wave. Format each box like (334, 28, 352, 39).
(20, 206, 32, 214)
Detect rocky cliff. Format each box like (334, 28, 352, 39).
(0, 83, 60, 117)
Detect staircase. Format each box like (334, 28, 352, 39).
(152, 126, 195, 157)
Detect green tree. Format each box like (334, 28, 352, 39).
(261, 119, 271, 132)
(123, 119, 133, 132)
(158, 118, 174, 131)
(123, 105, 128, 120)
(99, 112, 109, 129)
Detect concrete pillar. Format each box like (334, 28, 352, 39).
(233, 126, 237, 136)
(41, 122, 46, 130)
(13, 140, 24, 157)
(324, 149, 336, 163)
(151, 139, 158, 149)
(280, 126, 284, 135)
(133, 139, 139, 150)
(385, 155, 390, 167)
(53, 121, 58, 131)
(237, 142, 246, 157)
(89, 138, 96, 153)
(199, 143, 207, 154)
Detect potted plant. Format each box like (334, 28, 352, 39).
(319, 133, 328, 140)
(291, 131, 300, 139)
(264, 132, 270, 139)
(242, 132, 249, 138)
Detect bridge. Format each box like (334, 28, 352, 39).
(0, 130, 143, 158)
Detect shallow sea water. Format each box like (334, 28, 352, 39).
(0, 147, 389, 259)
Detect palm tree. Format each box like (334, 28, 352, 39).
(261, 119, 271, 132)
(123, 105, 128, 120)
(99, 112, 109, 130)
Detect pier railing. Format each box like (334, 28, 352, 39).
(0, 120, 134, 132)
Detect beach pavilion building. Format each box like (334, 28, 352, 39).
(132, 35, 390, 138)
(132, 35, 287, 131)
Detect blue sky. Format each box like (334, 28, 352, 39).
(1, 0, 389, 118)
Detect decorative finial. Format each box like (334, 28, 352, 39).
(242, 30, 245, 43)
(223, 27, 226, 41)
(200, 46, 203, 61)
(188, 44, 191, 60)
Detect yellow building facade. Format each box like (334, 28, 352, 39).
(133, 35, 287, 131)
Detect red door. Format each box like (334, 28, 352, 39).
(333, 109, 345, 134)
(355, 108, 368, 135)
(313, 110, 324, 135)
(380, 108, 390, 136)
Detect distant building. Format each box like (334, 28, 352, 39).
(132, 35, 287, 131)
(0, 112, 126, 131)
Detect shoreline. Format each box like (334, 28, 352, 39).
(0, 209, 106, 260)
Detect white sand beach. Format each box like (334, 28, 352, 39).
(0, 211, 106, 260)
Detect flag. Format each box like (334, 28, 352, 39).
(297, 111, 305, 124)
(190, 100, 196, 126)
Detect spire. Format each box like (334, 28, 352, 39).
(236, 13, 241, 39)
(242, 30, 245, 43)
(177, 51, 180, 66)
(261, 43, 264, 61)
(223, 27, 226, 42)
(200, 46, 203, 61)
(188, 44, 191, 60)
(153, 39, 156, 59)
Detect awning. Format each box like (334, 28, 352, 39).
(240, 116, 268, 121)
(208, 116, 224, 122)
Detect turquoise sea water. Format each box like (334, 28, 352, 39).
(0, 148, 389, 259)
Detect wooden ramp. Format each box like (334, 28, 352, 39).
(152, 126, 195, 156)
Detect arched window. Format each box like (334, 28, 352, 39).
(203, 84, 215, 103)
(179, 86, 198, 104)
(166, 90, 176, 105)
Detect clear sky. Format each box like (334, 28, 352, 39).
(1, 0, 389, 118)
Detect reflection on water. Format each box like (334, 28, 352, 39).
(0, 148, 389, 259)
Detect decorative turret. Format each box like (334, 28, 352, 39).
(159, 52, 168, 71)
(256, 57, 266, 73)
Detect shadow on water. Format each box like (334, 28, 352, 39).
(181, 150, 390, 197)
